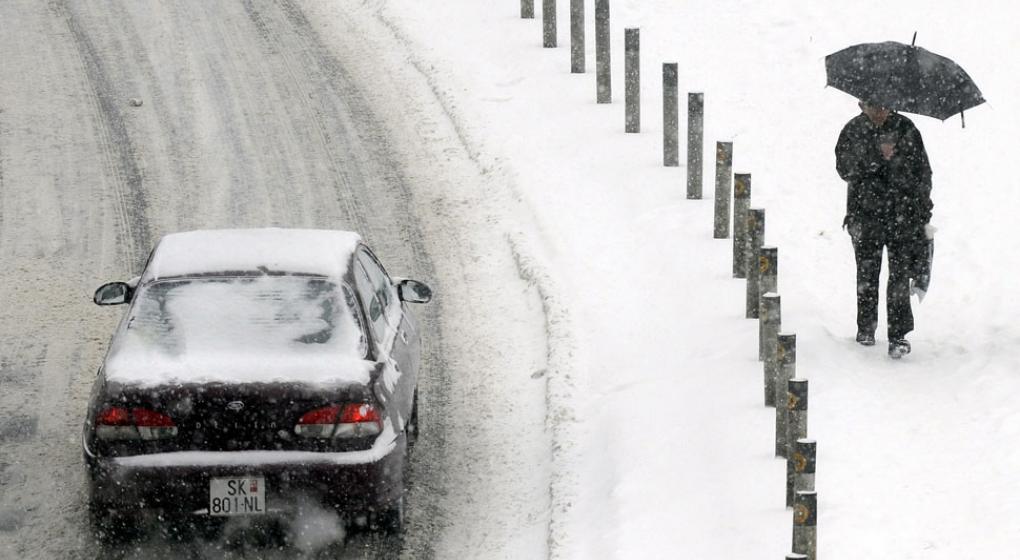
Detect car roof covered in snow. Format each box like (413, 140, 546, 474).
(141, 228, 362, 282)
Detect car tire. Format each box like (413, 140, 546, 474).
(406, 389, 419, 452)
(88, 502, 141, 545)
(371, 496, 405, 535)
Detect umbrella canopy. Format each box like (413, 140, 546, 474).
(826, 41, 985, 121)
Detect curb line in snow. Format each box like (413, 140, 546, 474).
(507, 231, 580, 560)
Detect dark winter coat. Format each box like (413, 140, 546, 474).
(835, 112, 933, 240)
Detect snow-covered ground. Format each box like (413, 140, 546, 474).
(358, 1, 1020, 558)
(3, 0, 1019, 558)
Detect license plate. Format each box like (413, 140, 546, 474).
(209, 476, 266, 516)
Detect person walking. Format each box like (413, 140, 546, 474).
(836, 100, 933, 358)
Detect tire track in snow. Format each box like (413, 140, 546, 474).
(100, 0, 205, 235)
(274, 0, 420, 254)
(0, 111, 6, 238)
(55, 0, 152, 265)
(0, 6, 133, 555)
(237, 0, 366, 235)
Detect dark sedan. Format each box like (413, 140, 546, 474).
(83, 228, 431, 542)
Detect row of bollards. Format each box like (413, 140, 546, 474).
(532, 0, 710, 172)
(521, 3, 817, 557)
(735, 172, 818, 559)
(736, 168, 818, 559)
(681, 61, 816, 556)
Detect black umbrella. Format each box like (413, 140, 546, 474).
(826, 38, 985, 123)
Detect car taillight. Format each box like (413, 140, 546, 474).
(294, 405, 342, 438)
(335, 403, 382, 438)
(131, 408, 177, 440)
(295, 403, 382, 439)
(133, 408, 175, 427)
(95, 406, 178, 440)
(339, 403, 381, 424)
(97, 406, 131, 426)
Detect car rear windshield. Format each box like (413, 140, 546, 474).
(125, 276, 367, 358)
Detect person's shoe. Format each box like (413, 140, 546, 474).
(856, 331, 876, 346)
(888, 338, 911, 359)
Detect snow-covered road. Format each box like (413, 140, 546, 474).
(0, 1, 552, 557)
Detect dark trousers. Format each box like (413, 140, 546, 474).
(852, 236, 914, 340)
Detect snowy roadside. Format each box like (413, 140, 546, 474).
(310, 4, 589, 556)
(352, 1, 1020, 559)
(299, 2, 569, 557)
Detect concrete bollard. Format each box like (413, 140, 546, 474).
(543, 0, 556, 47)
(595, 0, 610, 103)
(787, 378, 809, 462)
(624, 29, 640, 133)
(786, 456, 796, 508)
(744, 209, 765, 318)
(793, 490, 818, 560)
(521, 0, 534, 18)
(662, 64, 679, 167)
(732, 173, 751, 278)
(761, 293, 781, 407)
(713, 142, 733, 239)
(794, 439, 817, 498)
(786, 378, 809, 508)
(570, 0, 584, 72)
(776, 333, 797, 457)
(686, 93, 704, 199)
(758, 247, 778, 360)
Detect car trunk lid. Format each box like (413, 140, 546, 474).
(93, 374, 383, 457)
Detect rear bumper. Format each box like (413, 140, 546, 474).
(84, 435, 404, 516)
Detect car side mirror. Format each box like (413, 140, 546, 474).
(396, 279, 432, 304)
(94, 282, 133, 305)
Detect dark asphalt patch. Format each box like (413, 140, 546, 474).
(0, 415, 38, 443)
(0, 509, 23, 532)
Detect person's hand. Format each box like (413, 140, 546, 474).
(843, 216, 862, 239)
(880, 143, 895, 160)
